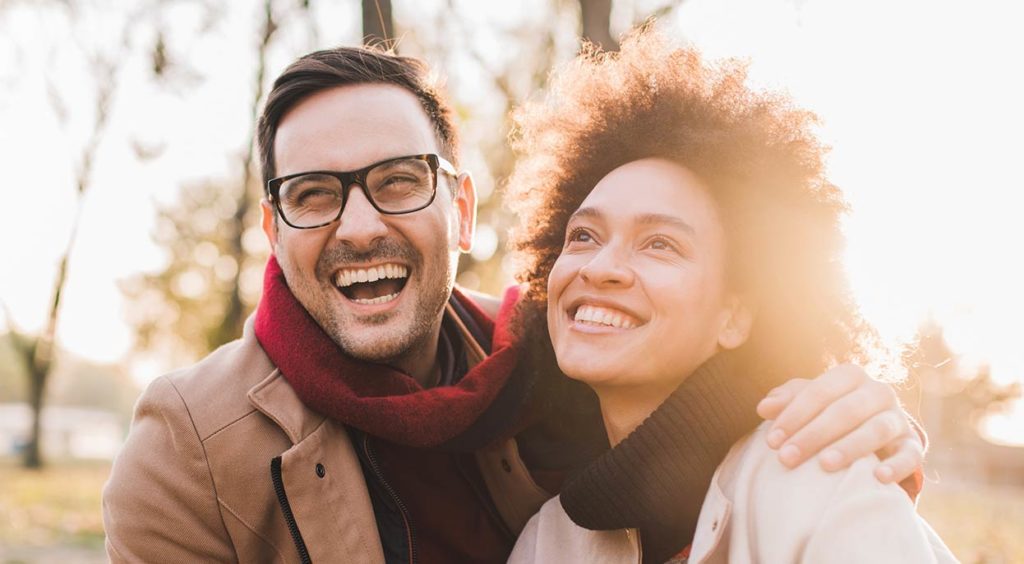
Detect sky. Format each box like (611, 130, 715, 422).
(1, 0, 1022, 442)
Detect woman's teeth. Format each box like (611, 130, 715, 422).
(573, 304, 639, 329)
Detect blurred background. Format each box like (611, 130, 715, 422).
(1, 0, 1022, 562)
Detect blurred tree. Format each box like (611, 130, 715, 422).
(579, 0, 617, 51)
(1, 333, 138, 420)
(122, 0, 287, 362)
(0, 331, 28, 403)
(3, 0, 131, 468)
(362, 0, 394, 46)
(120, 178, 269, 361)
(221, 0, 278, 349)
(901, 320, 1022, 445)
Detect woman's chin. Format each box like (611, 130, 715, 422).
(557, 358, 630, 387)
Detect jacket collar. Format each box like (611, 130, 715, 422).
(235, 315, 325, 445)
(248, 368, 325, 445)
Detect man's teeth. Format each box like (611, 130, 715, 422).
(573, 304, 638, 329)
(335, 264, 408, 287)
(351, 292, 400, 305)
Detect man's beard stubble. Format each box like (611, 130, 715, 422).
(306, 238, 454, 363)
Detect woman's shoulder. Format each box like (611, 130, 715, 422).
(509, 496, 641, 564)
(717, 420, 904, 527)
(724, 421, 887, 494)
(695, 422, 956, 563)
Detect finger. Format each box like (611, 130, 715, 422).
(767, 365, 864, 451)
(874, 436, 925, 484)
(814, 409, 912, 472)
(786, 382, 897, 467)
(878, 415, 927, 460)
(756, 378, 809, 421)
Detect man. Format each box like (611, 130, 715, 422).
(103, 45, 924, 563)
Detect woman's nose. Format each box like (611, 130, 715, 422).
(578, 244, 635, 287)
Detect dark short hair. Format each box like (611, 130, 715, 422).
(257, 45, 459, 190)
(508, 29, 879, 390)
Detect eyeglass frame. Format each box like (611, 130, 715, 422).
(266, 153, 459, 230)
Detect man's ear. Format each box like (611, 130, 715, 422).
(453, 172, 477, 253)
(260, 199, 279, 255)
(718, 295, 754, 350)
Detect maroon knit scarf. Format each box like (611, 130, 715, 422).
(253, 256, 522, 449)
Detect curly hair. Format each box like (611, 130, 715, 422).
(507, 28, 878, 398)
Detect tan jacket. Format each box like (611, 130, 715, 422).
(102, 310, 551, 563)
(509, 422, 958, 564)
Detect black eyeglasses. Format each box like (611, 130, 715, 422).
(266, 153, 458, 229)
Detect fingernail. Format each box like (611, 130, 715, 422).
(820, 449, 843, 470)
(779, 444, 802, 467)
(767, 387, 784, 397)
(766, 428, 787, 448)
(876, 465, 894, 483)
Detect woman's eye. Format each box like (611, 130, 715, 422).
(567, 227, 593, 244)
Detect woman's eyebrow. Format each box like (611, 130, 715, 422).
(569, 206, 603, 222)
(635, 213, 695, 235)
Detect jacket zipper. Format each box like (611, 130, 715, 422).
(362, 435, 417, 564)
(271, 456, 313, 564)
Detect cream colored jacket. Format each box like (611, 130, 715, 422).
(509, 422, 958, 564)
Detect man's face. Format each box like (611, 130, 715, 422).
(262, 84, 475, 372)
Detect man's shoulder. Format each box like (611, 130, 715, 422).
(458, 287, 502, 319)
(147, 324, 277, 441)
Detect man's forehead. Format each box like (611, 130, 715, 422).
(274, 84, 441, 173)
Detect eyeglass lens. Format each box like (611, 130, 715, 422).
(278, 158, 436, 227)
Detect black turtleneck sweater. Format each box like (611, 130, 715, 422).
(558, 352, 771, 563)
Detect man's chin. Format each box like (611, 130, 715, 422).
(325, 316, 425, 364)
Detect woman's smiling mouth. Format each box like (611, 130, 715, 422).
(570, 303, 643, 330)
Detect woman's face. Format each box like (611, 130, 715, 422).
(547, 158, 750, 392)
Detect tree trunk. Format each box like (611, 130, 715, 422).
(361, 0, 394, 46)
(579, 0, 618, 52)
(24, 364, 47, 468)
(19, 227, 72, 469)
(214, 0, 277, 348)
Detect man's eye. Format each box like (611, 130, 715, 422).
(381, 174, 419, 187)
(294, 187, 337, 203)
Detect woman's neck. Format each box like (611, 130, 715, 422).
(596, 380, 681, 447)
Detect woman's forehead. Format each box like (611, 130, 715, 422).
(579, 159, 719, 230)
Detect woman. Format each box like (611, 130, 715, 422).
(505, 30, 956, 563)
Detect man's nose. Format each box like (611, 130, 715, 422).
(333, 185, 389, 248)
(578, 244, 635, 288)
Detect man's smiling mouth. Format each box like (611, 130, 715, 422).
(334, 264, 409, 305)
